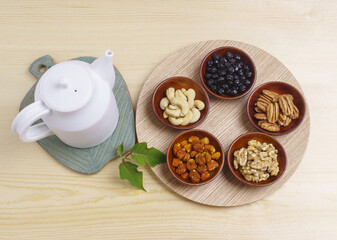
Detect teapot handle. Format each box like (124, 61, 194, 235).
(12, 101, 53, 142)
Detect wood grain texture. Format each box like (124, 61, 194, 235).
(136, 40, 310, 206)
(19, 56, 135, 174)
(1, 0, 337, 239)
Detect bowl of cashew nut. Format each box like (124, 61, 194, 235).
(152, 76, 210, 130)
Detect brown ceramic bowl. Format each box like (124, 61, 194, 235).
(247, 81, 306, 135)
(200, 46, 256, 100)
(227, 132, 287, 187)
(152, 76, 210, 130)
(167, 129, 224, 186)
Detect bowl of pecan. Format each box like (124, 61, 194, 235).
(247, 81, 306, 135)
(227, 132, 287, 187)
(167, 129, 224, 185)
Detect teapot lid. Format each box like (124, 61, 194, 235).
(39, 61, 93, 112)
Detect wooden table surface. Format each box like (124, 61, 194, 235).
(0, 1, 336, 239)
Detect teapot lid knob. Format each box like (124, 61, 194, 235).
(39, 61, 93, 112)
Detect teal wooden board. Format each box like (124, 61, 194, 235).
(19, 55, 135, 174)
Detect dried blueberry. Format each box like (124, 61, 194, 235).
(234, 79, 240, 86)
(235, 54, 241, 61)
(227, 75, 233, 81)
(220, 57, 227, 64)
(217, 63, 225, 69)
(213, 54, 220, 61)
(246, 71, 253, 78)
(218, 88, 225, 95)
(244, 65, 250, 71)
(206, 67, 212, 73)
(210, 85, 217, 92)
(228, 67, 235, 73)
(212, 73, 218, 79)
(204, 73, 212, 80)
(207, 61, 213, 67)
(211, 67, 217, 73)
(229, 58, 236, 64)
(207, 79, 215, 86)
(219, 69, 226, 76)
(232, 89, 238, 95)
(239, 85, 247, 93)
(238, 69, 244, 76)
(222, 84, 229, 90)
(227, 81, 234, 87)
(218, 76, 225, 84)
(226, 51, 233, 59)
(234, 75, 239, 80)
(244, 80, 251, 86)
(226, 89, 231, 95)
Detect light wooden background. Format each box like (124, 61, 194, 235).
(0, 0, 336, 239)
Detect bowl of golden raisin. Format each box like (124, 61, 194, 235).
(167, 129, 224, 185)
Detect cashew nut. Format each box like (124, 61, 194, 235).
(165, 108, 181, 117)
(194, 100, 205, 110)
(168, 116, 184, 126)
(166, 87, 175, 101)
(190, 107, 201, 123)
(159, 97, 169, 110)
(175, 89, 187, 100)
(184, 88, 196, 109)
(168, 104, 179, 110)
(163, 111, 168, 118)
(180, 110, 193, 126)
(171, 96, 189, 116)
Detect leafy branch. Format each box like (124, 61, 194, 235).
(117, 142, 166, 191)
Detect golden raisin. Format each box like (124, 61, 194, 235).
(176, 163, 187, 175)
(207, 160, 219, 171)
(196, 165, 207, 173)
(195, 153, 206, 166)
(176, 149, 186, 160)
(188, 136, 200, 143)
(180, 140, 188, 147)
(173, 143, 181, 156)
(190, 151, 197, 158)
(189, 169, 200, 183)
(192, 140, 204, 152)
(181, 172, 189, 179)
(201, 137, 210, 145)
(184, 143, 192, 152)
(172, 158, 181, 167)
(211, 152, 221, 160)
(202, 152, 212, 162)
(186, 159, 197, 171)
(201, 171, 211, 181)
(204, 144, 216, 154)
(182, 152, 190, 162)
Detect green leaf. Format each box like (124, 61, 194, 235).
(117, 142, 124, 157)
(130, 142, 166, 167)
(119, 161, 146, 191)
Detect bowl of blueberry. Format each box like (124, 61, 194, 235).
(200, 46, 256, 99)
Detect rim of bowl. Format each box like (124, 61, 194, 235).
(167, 129, 225, 186)
(151, 76, 210, 130)
(246, 81, 307, 136)
(199, 46, 257, 100)
(226, 131, 287, 187)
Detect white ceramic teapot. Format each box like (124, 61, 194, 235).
(12, 50, 119, 148)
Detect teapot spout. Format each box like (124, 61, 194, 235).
(91, 50, 115, 89)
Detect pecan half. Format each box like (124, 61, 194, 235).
(254, 113, 267, 120)
(258, 120, 280, 132)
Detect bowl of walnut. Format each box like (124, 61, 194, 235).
(247, 81, 306, 135)
(167, 129, 224, 185)
(227, 132, 287, 187)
